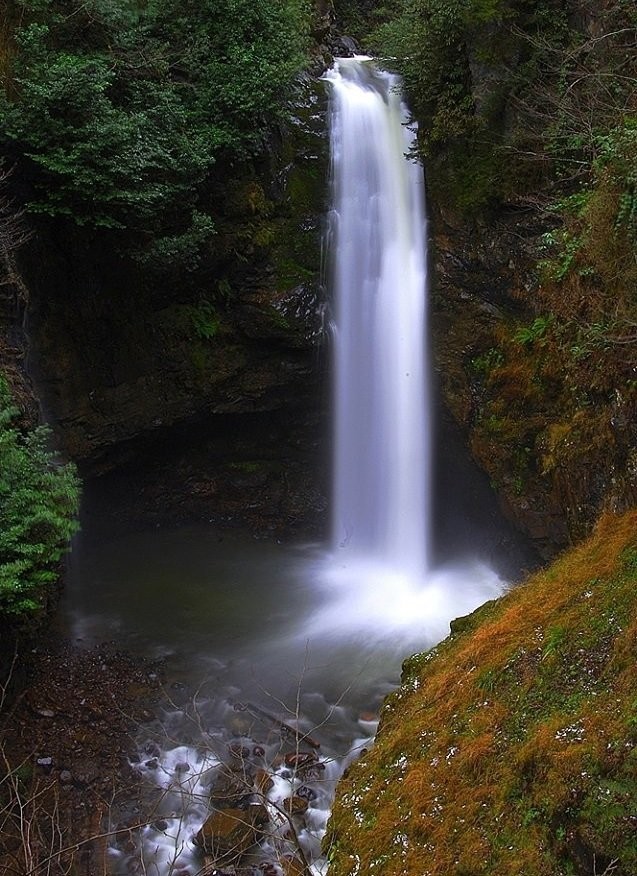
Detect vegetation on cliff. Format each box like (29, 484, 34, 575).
(326, 509, 637, 875)
(0, 0, 328, 546)
(0, 0, 311, 264)
(351, 0, 637, 545)
(0, 373, 79, 618)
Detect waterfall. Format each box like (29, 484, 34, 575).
(326, 57, 429, 582)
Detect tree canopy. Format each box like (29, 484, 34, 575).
(0, 0, 311, 235)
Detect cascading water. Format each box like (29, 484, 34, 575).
(310, 56, 505, 640)
(327, 58, 430, 579)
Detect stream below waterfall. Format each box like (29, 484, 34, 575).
(61, 519, 513, 875)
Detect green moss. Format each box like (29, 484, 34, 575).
(267, 307, 292, 331)
(270, 252, 315, 290)
(189, 344, 209, 379)
(268, 75, 328, 292)
(450, 598, 499, 637)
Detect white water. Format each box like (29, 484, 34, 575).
(315, 57, 505, 643)
(327, 57, 429, 584)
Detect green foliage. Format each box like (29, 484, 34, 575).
(538, 229, 585, 281)
(567, 321, 613, 361)
(594, 121, 637, 238)
(540, 624, 566, 662)
(189, 299, 220, 340)
(132, 210, 216, 271)
(372, 0, 474, 144)
(538, 119, 637, 291)
(514, 315, 553, 346)
(471, 346, 503, 375)
(368, 0, 569, 212)
(0, 374, 80, 617)
(0, 0, 310, 236)
(332, 0, 403, 49)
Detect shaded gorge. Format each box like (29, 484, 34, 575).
(59, 58, 536, 876)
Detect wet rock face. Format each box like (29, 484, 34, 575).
(430, 210, 567, 556)
(430, 204, 636, 557)
(22, 75, 331, 532)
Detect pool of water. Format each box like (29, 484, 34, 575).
(61, 523, 506, 875)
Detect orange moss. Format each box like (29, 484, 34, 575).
(486, 360, 538, 405)
(327, 510, 637, 876)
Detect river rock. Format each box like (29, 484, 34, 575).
(144, 741, 161, 758)
(35, 708, 55, 718)
(283, 796, 309, 815)
(297, 761, 325, 782)
(283, 752, 317, 769)
(211, 768, 254, 807)
(227, 741, 252, 762)
(229, 716, 252, 736)
(36, 756, 53, 772)
(255, 768, 274, 794)
(358, 711, 377, 723)
(194, 804, 269, 865)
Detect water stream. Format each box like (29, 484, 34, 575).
(61, 58, 514, 875)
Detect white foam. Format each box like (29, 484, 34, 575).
(304, 555, 504, 648)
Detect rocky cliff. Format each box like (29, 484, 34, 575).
(15, 73, 331, 535)
(403, 0, 637, 557)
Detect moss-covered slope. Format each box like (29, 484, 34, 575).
(327, 509, 637, 875)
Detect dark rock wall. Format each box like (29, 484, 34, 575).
(429, 189, 637, 559)
(430, 210, 572, 556)
(21, 74, 331, 535)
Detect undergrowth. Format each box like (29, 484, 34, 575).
(0, 373, 79, 619)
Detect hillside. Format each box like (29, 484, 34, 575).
(327, 509, 637, 875)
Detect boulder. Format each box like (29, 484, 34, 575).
(255, 768, 274, 794)
(283, 796, 309, 816)
(194, 804, 269, 866)
(281, 856, 307, 876)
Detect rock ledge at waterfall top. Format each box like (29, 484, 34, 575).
(326, 508, 637, 876)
